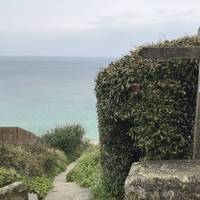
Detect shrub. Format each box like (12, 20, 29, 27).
(0, 167, 52, 199)
(26, 176, 53, 199)
(0, 167, 53, 199)
(95, 36, 198, 198)
(0, 144, 42, 176)
(0, 144, 67, 198)
(26, 144, 68, 177)
(0, 144, 68, 177)
(0, 141, 69, 200)
(41, 124, 86, 160)
(0, 167, 22, 188)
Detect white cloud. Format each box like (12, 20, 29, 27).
(0, 0, 200, 56)
(0, 0, 200, 32)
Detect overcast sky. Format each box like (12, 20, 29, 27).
(0, 0, 200, 57)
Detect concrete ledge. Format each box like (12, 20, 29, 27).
(28, 193, 38, 200)
(0, 181, 28, 200)
(124, 160, 200, 200)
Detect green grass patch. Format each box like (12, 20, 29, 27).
(67, 147, 100, 187)
(66, 146, 115, 200)
(91, 173, 116, 200)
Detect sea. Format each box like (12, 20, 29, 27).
(0, 56, 114, 139)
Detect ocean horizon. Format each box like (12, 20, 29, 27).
(0, 56, 115, 139)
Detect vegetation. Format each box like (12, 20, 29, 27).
(0, 123, 90, 198)
(27, 176, 53, 199)
(67, 146, 100, 187)
(91, 173, 115, 200)
(0, 143, 68, 198)
(0, 167, 22, 188)
(0, 143, 68, 177)
(66, 146, 115, 200)
(41, 124, 87, 161)
(0, 167, 53, 199)
(95, 36, 198, 198)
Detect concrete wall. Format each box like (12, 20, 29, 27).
(0, 127, 38, 145)
(124, 160, 200, 200)
(0, 182, 28, 200)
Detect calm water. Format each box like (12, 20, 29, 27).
(0, 56, 114, 139)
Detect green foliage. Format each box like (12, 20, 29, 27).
(41, 124, 86, 160)
(28, 144, 68, 177)
(0, 167, 22, 188)
(91, 173, 116, 200)
(95, 36, 198, 198)
(0, 167, 52, 199)
(0, 144, 68, 198)
(26, 176, 53, 199)
(0, 144, 68, 177)
(0, 167, 53, 199)
(0, 144, 41, 176)
(66, 146, 115, 200)
(67, 146, 100, 187)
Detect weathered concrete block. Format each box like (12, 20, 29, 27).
(124, 160, 200, 200)
(0, 181, 28, 200)
(28, 193, 38, 200)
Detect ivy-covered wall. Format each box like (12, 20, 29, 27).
(95, 36, 198, 199)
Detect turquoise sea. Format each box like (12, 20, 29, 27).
(0, 56, 114, 139)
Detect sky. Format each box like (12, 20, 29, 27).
(0, 0, 200, 57)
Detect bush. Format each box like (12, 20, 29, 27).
(95, 36, 198, 198)
(0, 144, 67, 198)
(0, 144, 42, 176)
(26, 176, 53, 199)
(27, 144, 68, 177)
(0, 144, 68, 177)
(66, 146, 115, 200)
(41, 124, 86, 160)
(0, 167, 52, 199)
(0, 167, 22, 188)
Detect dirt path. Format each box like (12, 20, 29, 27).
(44, 161, 92, 200)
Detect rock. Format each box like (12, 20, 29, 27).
(124, 160, 200, 200)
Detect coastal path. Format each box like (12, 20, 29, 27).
(44, 160, 92, 200)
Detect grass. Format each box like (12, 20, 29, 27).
(66, 146, 115, 200)
(67, 146, 100, 186)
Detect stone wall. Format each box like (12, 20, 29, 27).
(0, 127, 38, 145)
(0, 182, 28, 200)
(124, 160, 200, 200)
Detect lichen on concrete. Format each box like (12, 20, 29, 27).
(124, 160, 200, 200)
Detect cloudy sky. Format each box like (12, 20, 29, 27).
(0, 0, 200, 57)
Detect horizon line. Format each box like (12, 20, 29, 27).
(0, 55, 118, 58)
